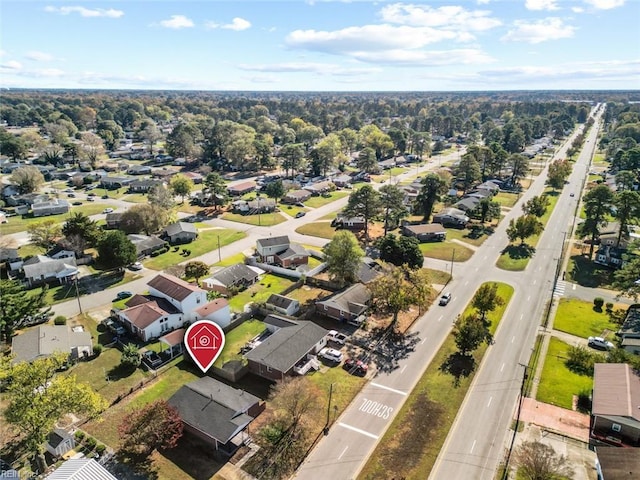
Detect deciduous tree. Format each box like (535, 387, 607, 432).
(379, 184, 407, 235)
(265, 179, 286, 204)
(170, 174, 194, 204)
(344, 185, 382, 243)
(96, 230, 137, 270)
(522, 195, 549, 218)
(453, 314, 492, 355)
(1, 353, 106, 472)
(184, 261, 209, 286)
(148, 184, 175, 210)
(120, 204, 169, 235)
(10, 165, 45, 193)
(78, 132, 105, 169)
(471, 283, 504, 320)
(614, 190, 640, 246)
(547, 159, 572, 190)
(506, 215, 543, 245)
(28, 219, 62, 251)
(119, 400, 183, 457)
(514, 440, 574, 480)
(201, 172, 229, 210)
(322, 230, 364, 287)
(613, 240, 640, 301)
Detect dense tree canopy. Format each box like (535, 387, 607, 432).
(323, 230, 364, 286)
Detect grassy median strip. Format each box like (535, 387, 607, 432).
(359, 282, 514, 480)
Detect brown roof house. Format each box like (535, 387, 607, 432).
(115, 273, 227, 341)
(282, 189, 312, 204)
(256, 235, 309, 268)
(244, 315, 328, 380)
(595, 446, 640, 480)
(590, 363, 640, 447)
(11, 325, 92, 363)
(227, 181, 256, 196)
(316, 283, 371, 324)
(402, 223, 446, 242)
(168, 377, 264, 457)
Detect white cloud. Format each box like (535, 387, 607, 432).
(25, 51, 54, 62)
(237, 62, 381, 76)
(206, 17, 252, 31)
(159, 15, 194, 29)
(352, 48, 495, 66)
(0, 49, 7, 57)
(0, 60, 22, 70)
(584, 0, 625, 9)
(44, 6, 124, 18)
(525, 0, 560, 10)
(379, 4, 502, 31)
(572, 6, 585, 12)
(502, 17, 576, 44)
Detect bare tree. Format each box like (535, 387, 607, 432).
(514, 440, 574, 480)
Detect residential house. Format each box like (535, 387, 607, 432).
(595, 447, 640, 480)
(46, 429, 75, 458)
(116, 273, 213, 341)
(105, 212, 123, 229)
(163, 221, 198, 244)
(378, 158, 397, 170)
(453, 196, 480, 213)
(594, 246, 626, 269)
(356, 257, 383, 284)
(331, 214, 366, 231)
(276, 244, 309, 268)
(202, 263, 263, 295)
(193, 298, 232, 328)
(127, 234, 167, 258)
(316, 283, 371, 322)
(332, 174, 352, 188)
(282, 189, 312, 204)
(128, 178, 164, 193)
(100, 176, 133, 190)
(618, 304, 640, 355)
(245, 315, 328, 380)
(303, 181, 333, 195)
(227, 181, 256, 196)
(32, 198, 70, 217)
(168, 377, 264, 456)
(598, 222, 631, 249)
(256, 235, 290, 262)
(11, 325, 92, 363)
(0, 247, 20, 264)
(182, 171, 203, 184)
(402, 223, 446, 242)
(247, 197, 277, 213)
(433, 207, 469, 228)
(45, 458, 117, 480)
(127, 165, 152, 175)
(22, 255, 78, 287)
(46, 247, 75, 260)
(265, 294, 300, 316)
(152, 168, 177, 180)
(590, 363, 640, 447)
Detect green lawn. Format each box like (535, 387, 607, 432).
(0, 203, 109, 235)
(536, 337, 593, 409)
(295, 221, 337, 240)
(496, 190, 559, 271)
(279, 204, 308, 217)
(42, 270, 142, 305)
(359, 282, 513, 479)
(419, 240, 474, 262)
(553, 298, 620, 339)
(143, 228, 246, 270)
(446, 225, 494, 247)
(221, 211, 287, 226)
(121, 193, 149, 203)
(567, 253, 616, 288)
(214, 319, 265, 367)
(212, 252, 246, 267)
(228, 274, 296, 312)
(307, 363, 367, 420)
(303, 191, 349, 208)
(493, 192, 519, 208)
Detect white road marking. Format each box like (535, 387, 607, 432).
(573, 284, 576, 290)
(470, 440, 476, 454)
(527, 295, 531, 302)
(437, 315, 443, 322)
(500, 363, 505, 372)
(401, 365, 407, 374)
(487, 397, 492, 408)
(512, 336, 515, 343)
(483, 255, 487, 260)
(371, 382, 408, 396)
(338, 422, 379, 439)
(338, 446, 349, 459)
(520, 313, 524, 320)
(465, 281, 469, 286)
(533, 280, 537, 285)
(421, 337, 427, 345)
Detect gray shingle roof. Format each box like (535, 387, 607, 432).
(277, 244, 309, 260)
(164, 221, 197, 237)
(245, 317, 328, 372)
(11, 326, 91, 363)
(22, 256, 77, 281)
(256, 235, 290, 248)
(209, 263, 259, 287)
(316, 283, 371, 315)
(266, 294, 297, 309)
(168, 377, 260, 444)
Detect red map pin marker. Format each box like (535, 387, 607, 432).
(184, 320, 226, 373)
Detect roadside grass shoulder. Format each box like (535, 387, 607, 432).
(303, 191, 349, 208)
(419, 240, 474, 262)
(553, 298, 620, 339)
(221, 211, 287, 226)
(0, 203, 109, 235)
(536, 337, 593, 410)
(295, 221, 336, 239)
(359, 282, 513, 480)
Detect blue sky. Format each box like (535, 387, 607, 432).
(1, 0, 638, 91)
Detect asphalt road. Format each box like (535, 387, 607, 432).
(294, 107, 603, 480)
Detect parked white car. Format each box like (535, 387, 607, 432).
(319, 347, 344, 363)
(327, 330, 348, 345)
(588, 336, 614, 350)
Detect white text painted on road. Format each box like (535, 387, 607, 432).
(371, 382, 408, 396)
(358, 398, 394, 419)
(338, 422, 379, 440)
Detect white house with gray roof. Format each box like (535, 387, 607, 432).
(11, 325, 92, 364)
(22, 255, 78, 287)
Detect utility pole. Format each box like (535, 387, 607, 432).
(324, 383, 334, 435)
(450, 248, 455, 277)
(502, 364, 528, 480)
(217, 235, 221, 263)
(74, 275, 83, 315)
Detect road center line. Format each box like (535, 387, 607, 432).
(520, 313, 524, 320)
(533, 279, 537, 285)
(421, 337, 427, 345)
(338, 422, 379, 439)
(371, 382, 408, 396)
(464, 280, 469, 286)
(512, 336, 515, 343)
(487, 397, 492, 407)
(470, 439, 476, 454)
(437, 315, 443, 322)
(338, 446, 349, 460)
(500, 363, 505, 372)
(401, 365, 407, 373)
(527, 295, 531, 301)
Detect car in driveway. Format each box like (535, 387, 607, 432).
(129, 262, 143, 271)
(318, 347, 344, 364)
(439, 292, 452, 306)
(343, 358, 368, 376)
(295, 211, 306, 218)
(588, 336, 614, 350)
(103, 207, 114, 214)
(116, 290, 133, 300)
(104, 319, 126, 336)
(327, 330, 348, 345)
